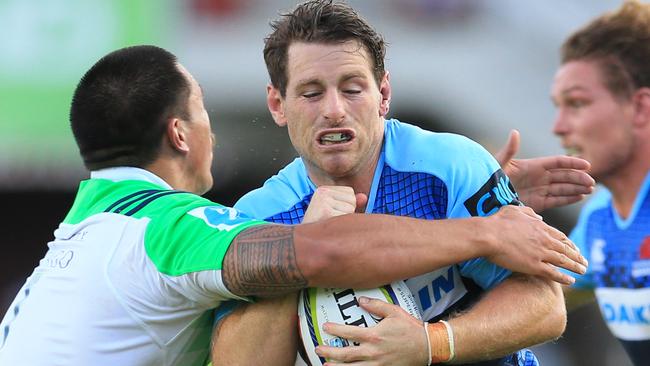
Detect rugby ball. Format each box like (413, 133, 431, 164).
(297, 280, 421, 366)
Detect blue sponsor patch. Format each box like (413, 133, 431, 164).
(188, 206, 252, 231)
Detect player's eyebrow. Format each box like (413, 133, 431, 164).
(294, 72, 367, 89)
(561, 85, 588, 95)
(551, 85, 590, 105)
(340, 72, 367, 83)
(294, 78, 323, 90)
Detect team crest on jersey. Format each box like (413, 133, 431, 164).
(188, 206, 251, 231)
(590, 238, 606, 273)
(463, 170, 520, 217)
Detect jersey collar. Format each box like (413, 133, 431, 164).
(90, 167, 173, 190)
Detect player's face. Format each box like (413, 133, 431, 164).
(178, 64, 214, 194)
(551, 60, 635, 182)
(267, 40, 391, 184)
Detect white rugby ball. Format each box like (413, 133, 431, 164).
(297, 280, 421, 366)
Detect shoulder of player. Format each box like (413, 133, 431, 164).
(569, 187, 612, 255)
(577, 187, 612, 221)
(127, 189, 214, 218)
(571, 187, 611, 235)
(383, 119, 497, 173)
(64, 178, 197, 224)
(141, 194, 267, 273)
(235, 157, 313, 219)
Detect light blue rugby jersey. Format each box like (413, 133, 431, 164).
(569, 172, 650, 365)
(233, 119, 535, 366)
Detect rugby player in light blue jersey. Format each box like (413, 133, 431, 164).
(0, 46, 588, 366)
(210, 1, 595, 365)
(545, 1, 650, 364)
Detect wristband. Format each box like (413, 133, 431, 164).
(423, 321, 432, 365)
(425, 320, 455, 364)
(440, 320, 455, 362)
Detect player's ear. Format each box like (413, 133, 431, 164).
(267, 84, 288, 127)
(632, 87, 650, 128)
(166, 116, 190, 153)
(378, 71, 391, 117)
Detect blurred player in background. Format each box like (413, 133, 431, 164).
(0, 45, 588, 365)
(550, 1, 650, 364)
(211, 1, 595, 365)
(498, 1, 650, 364)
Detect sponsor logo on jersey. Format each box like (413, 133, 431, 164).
(188, 206, 251, 231)
(406, 266, 466, 321)
(45, 250, 74, 269)
(464, 170, 520, 217)
(602, 303, 650, 325)
(596, 288, 650, 341)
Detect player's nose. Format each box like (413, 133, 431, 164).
(322, 91, 345, 124)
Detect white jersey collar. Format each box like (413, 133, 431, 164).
(90, 167, 173, 190)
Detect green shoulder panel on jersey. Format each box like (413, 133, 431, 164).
(64, 178, 267, 276)
(135, 193, 265, 276)
(64, 179, 168, 224)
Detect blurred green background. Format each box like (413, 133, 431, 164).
(0, 0, 171, 178)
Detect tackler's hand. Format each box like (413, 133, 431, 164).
(484, 205, 588, 285)
(495, 129, 594, 212)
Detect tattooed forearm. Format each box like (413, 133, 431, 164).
(223, 224, 307, 297)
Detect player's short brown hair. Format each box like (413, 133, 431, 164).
(561, 0, 650, 99)
(263, 0, 386, 97)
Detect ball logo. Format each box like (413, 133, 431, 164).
(332, 289, 371, 329)
(464, 170, 520, 217)
(330, 289, 371, 346)
(298, 281, 421, 366)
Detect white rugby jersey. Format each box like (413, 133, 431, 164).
(0, 167, 265, 365)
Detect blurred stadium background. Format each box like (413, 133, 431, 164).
(0, 0, 631, 364)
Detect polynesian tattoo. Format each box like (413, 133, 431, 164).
(223, 224, 307, 297)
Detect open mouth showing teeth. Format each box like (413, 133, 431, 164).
(320, 132, 352, 145)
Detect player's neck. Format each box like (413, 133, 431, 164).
(603, 153, 650, 219)
(145, 157, 199, 194)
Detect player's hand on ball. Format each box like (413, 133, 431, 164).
(303, 186, 368, 223)
(495, 129, 594, 212)
(315, 297, 428, 366)
(485, 205, 587, 285)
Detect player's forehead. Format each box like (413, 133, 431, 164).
(551, 60, 614, 103)
(286, 40, 374, 87)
